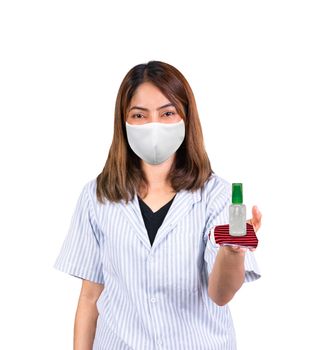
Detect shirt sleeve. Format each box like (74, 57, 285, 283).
(53, 181, 105, 284)
(203, 178, 261, 283)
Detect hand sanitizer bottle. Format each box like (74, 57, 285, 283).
(229, 183, 246, 236)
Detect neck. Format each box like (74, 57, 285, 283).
(140, 155, 175, 192)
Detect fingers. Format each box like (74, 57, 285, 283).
(249, 205, 262, 232)
(229, 245, 256, 252)
(225, 245, 248, 253)
(252, 206, 262, 222)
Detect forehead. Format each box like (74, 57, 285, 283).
(130, 82, 171, 106)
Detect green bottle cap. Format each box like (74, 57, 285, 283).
(232, 183, 243, 204)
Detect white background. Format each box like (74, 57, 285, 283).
(1, 0, 310, 349)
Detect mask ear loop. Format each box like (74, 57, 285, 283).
(208, 226, 218, 248)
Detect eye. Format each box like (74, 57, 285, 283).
(163, 112, 175, 117)
(132, 114, 144, 119)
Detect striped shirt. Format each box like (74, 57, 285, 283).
(54, 173, 261, 349)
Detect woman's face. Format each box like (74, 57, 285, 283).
(126, 82, 183, 125)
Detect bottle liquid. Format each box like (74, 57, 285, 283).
(229, 183, 247, 236)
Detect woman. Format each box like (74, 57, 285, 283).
(54, 60, 262, 349)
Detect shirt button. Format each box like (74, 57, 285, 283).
(150, 297, 156, 303)
(157, 340, 163, 346)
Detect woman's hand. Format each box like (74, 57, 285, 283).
(247, 205, 262, 233)
(209, 206, 262, 305)
(225, 205, 262, 253)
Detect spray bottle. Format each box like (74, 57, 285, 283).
(229, 183, 247, 236)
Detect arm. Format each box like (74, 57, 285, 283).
(74, 280, 104, 350)
(208, 245, 246, 306)
(208, 206, 262, 306)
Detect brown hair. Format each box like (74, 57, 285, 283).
(96, 60, 213, 204)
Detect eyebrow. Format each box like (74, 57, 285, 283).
(128, 103, 175, 112)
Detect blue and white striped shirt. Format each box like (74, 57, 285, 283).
(54, 173, 261, 349)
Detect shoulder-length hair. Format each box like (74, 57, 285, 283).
(96, 60, 213, 204)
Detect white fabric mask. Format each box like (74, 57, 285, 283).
(125, 119, 185, 165)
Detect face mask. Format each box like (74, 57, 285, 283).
(125, 119, 185, 165)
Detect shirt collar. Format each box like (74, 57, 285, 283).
(119, 186, 202, 251)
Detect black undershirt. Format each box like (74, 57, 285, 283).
(138, 194, 176, 246)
